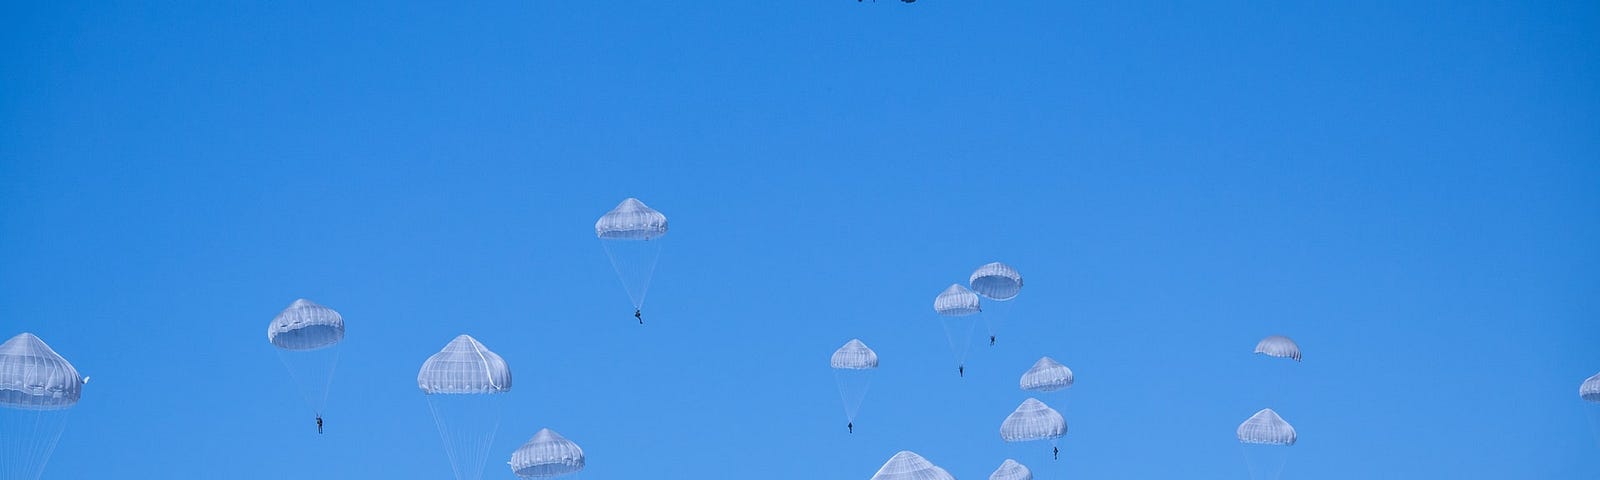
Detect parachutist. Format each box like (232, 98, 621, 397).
(848, 422, 853, 433)
(1053, 447, 1058, 460)
(990, 335, 996, 346)
(958, 365, 964, 377)
(635, 309, 642, 324)
(316, 416, 323, 434)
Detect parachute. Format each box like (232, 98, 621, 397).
(1019, 357, 1073, 393)
(1237, 408, 1295, 480)
(595, 198, 668, 323)
(1583, 372, 1600, 450)
(830, 339, 878, 428)
(509, 428, 584, 479)
(989, 459, 1033, 480)
(1253, 336, 1301, 362)
(869, 451, 955, 480)
(267, 299, 344, 423)
(933, 284, 981, 374)
(420, 335, 512, 480)
(969, 262, 1022, 344)
(1000, 398, 1067, 444)
(0, 333, 85, 480)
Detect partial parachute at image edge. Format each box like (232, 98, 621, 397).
(989, 458, 1033, 480)
(1581, 372, 1600, 403)
(0, 333, 85, 410)
(869, 451, 956, 480)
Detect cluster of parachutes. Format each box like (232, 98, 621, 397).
(260, 198, 661, 480)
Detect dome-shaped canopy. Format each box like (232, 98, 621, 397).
(870, 451, 955, 480)
(830, 339, 879, 370)
(1000, 398, 1066, 442)
(510, 428, 585, 478)
(933, 284, 981, 317)
(595, 198, 668, 240)
(1581, 372, 1600, 403)
(1019, 356, 1073, 392)
(0, 333, 84, 410)
(969, 262, 1023, 301)
(989, 459, 1032, 480)
(418, 335, 512, 394)
(1237, 408, 1296, 446)
(1253, 335, 1301, 362)
(267, 299, 345, 351)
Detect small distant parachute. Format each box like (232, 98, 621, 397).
(989, 458, 1033, 480)
(1253, 336, 1301, 362)
(509, 428, 584, 479)
(0, 333, 85, 480)
(969, 262, 1023, 301)
(830, 339, 878, 430)
(1581, 372, 1600, 403)
(870, 451, 955, 480)
(596, 198, 668, 323)
(1000, 398, 1067, 443)
(420, 335, 512, 480)
(1237, 408, 1295, 480)
(1019, 357, 1073, 393)
(933, 284, 981, 374)
(267, 299, 345, 424)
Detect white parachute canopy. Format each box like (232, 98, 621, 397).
(267, 298, 345, 351)
(1253, 336, 1301, 362)
(832, 339, 878, 426)
(989, 459, 1033, 480)
(509, 428, 585, 479)
(0, 333, 83, 410)
(595, 198, 668, 318)
(870, 451, 956, 480)
(1581, 372, 1600, 403)
(831, 339, 879, 370)
(1237, 408, 1297, 446)
(1019, 357, 1074, 393)
(1000, 398, 1067, 443)
(420, 335, 512, 480)
(933, 284, 982, 316)
(1, 333, 85, 480)
(419, 335, 513, 395)
(969, 262, 1023, 301)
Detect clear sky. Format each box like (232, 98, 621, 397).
(2, 1, 1598, 479)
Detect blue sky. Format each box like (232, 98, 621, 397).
(2, 1, 1598, 478)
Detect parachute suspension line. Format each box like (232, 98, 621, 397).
(1, 408, 70, 480)
(275, 347, 341, 416)
(426, 396, 502, 480)
(426, 399, 464, 480)
(601, 239, 662, 311)
(940, 317, 976, 370)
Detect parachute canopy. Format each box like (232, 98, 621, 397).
(933, 284, 981, 317)
(970, 262, 1023, 301)
(510, 428, 585, 478)
(1237, 408, 1296, 446)
(989, 459, 1033, 480)
(1253, 335, 1301, 362)
(831, 339, 879, 370)
(870, 451, 955, 480)
(267, 299, 345, 351)
(418, 335, 512, 395)
(1000, 398, 1066, 442)
(595, 198, 668, 240)
(1019, 356, 1073, 392)
(0, 333, 83, 410)
(1581, 372, 1600, 403)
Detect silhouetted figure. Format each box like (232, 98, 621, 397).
(958, 365, 964, 377)
(990, 335, 996, 346)
(316, 416, 323, 434)
(635, 309, 643, 324)
(848, 422, 853, 433)
(1053, 446, 1059, 460)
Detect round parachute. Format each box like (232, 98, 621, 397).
(267, 299, 344, 351)
(870, 451, 955, 480)
(595, 197, 668, 240)
(1237, 408, 1296, 446)
(1253, 336, 1301, 362)
(418, 335, 512, 395)
(1019, 357, 1074, 393)
(1581, 372, 1600, 403)
(1000, 398, 1067, 443)
(933, 284, 982, 316)
(830, 339, 879, 370)
(510, 428, 585, 479)
(0, 333, 83, 410)
(989, 459, 1033, 480)
(969, 262, 1023, 301)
